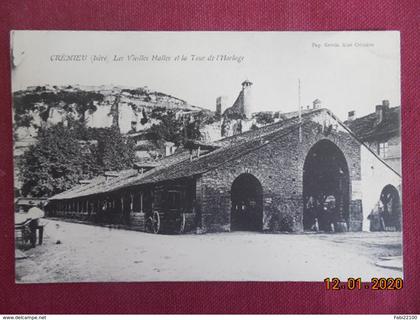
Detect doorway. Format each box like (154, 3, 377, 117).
(380, 185, 401, 231)
(303, 140, 350, 232)
(230, 173, 263, 231)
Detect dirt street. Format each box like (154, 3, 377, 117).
(16, 219, 402, 283)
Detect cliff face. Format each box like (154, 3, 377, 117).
(13, 85, 208, 140)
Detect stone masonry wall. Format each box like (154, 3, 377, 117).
(198, 110, 363, 233)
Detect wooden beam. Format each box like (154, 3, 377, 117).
(140, 192, 144, 214)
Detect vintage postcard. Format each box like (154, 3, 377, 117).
(12, 31, 402, 283)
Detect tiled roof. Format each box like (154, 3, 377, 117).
(15, 197, 49, 206)
(49, 108, 328, 200)
(49, 169, 136, 200)
(49, 147, 195, 200)
(345, 106, 400, 141)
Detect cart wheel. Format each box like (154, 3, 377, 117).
(146, 211, 160, 234)
(178, 213, 186, 234)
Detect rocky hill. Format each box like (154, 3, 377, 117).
(13, 84, 213, 141)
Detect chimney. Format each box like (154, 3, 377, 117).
(216, 96, 228, 117)
(313, 99, 321, 109)
(216, 97, 221, 117)
(347, 110, 355, 122)
(241, 79, 253, 119)
(164, 141, 175, 156)
(375, 100, 390, 125)
(375, 105, 384, 125)
(104, 171, 119, 181)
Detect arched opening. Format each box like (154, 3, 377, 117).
(380, 185, 401, 231)
(303, 140, 350, 232)
(230, 173, 263, 231)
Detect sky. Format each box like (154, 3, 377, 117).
(11, 31, 400, 120)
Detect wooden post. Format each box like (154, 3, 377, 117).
(120, 197, 124, 222)
(140, 192, 144, 214)
(151, 187, 155, 213)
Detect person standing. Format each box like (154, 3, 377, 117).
(27, 206, 45, 247)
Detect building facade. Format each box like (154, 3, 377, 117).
(345, 100, 401, 174)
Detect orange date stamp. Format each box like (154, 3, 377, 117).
(324, 277, 403, 290)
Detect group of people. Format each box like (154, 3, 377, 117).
(305, 195, 345, 232)
(231, 199, 260, 231)
(367, 201, 397, 231)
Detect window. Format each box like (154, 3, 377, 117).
(378, 142, 389, 158)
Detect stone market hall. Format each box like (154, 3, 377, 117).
(46, 108, 402, 234)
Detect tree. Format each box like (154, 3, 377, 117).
(255, 112, 274, 125)
(149, 112, 204, 145)
(149, 112, 184, 145)
(96, 128, 136, 171)
(140, 109, 148, 125)
(20, 124, 136, 197)
(21, 124, 91, 197)
(184, 120, 202, 141)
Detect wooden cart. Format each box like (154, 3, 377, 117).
(145, 184, 195, 234)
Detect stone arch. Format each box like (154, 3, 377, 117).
(230, 173, 263, 231)
(303, 139, 351, 232)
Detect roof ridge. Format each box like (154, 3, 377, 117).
(51, 107, 403, 200)
(120, 117, 306, 188)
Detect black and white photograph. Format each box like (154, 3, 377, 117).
(12, 31, 402, 283)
